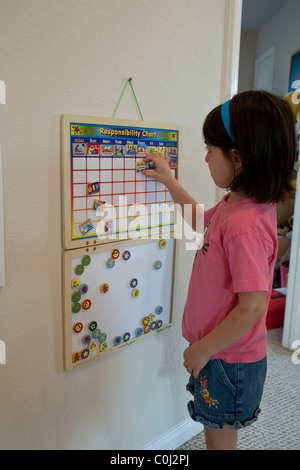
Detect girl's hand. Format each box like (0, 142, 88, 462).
(183, 341, 210, 378)
(142, 152, 174, 185)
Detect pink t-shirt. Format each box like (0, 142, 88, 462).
(182, 194, 278, 363)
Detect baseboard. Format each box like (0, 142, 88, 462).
(142, 419, 202, 451)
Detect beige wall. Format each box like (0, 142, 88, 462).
(0, 0, 227, 450)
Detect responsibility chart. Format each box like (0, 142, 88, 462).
(61, 116, 179, 249)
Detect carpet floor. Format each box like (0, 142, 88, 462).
(178, 328, 300, 450)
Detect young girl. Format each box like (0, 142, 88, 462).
(143, 91, 296, 450)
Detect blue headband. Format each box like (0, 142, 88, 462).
(221, 99, 234, 141)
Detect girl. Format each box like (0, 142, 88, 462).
(143, 91, 296, 450)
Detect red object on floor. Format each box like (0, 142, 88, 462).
(266, 289, 286, 330)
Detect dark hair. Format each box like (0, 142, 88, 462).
(203, 90, 297, 203)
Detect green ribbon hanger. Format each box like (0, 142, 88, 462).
(113, 78, 144, 121)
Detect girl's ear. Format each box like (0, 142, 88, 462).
(231, 148, 242, 170)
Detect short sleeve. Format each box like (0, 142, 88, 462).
(225, 231, 273, 293)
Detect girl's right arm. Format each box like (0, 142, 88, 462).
(142, 153, 204, 231)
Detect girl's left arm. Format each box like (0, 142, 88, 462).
(183, 291, 267, 378)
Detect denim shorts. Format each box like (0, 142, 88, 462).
(186, 356, 267, 430)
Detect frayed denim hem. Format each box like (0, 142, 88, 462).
(187, 399, 261, 430)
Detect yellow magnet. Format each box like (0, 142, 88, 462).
(132, 288, 140, 298)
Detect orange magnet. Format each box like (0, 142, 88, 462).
(100, 283, 109, 293)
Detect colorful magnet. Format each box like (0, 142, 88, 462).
(93, 199, 106, 210)
(88, 321, 98, 332)
(149, 313, 156, 322)
(72, 291, 81, 303)
(82, 255, 91, 266)
(130, 278, 138, 288)
(157, 320, 163, 328)
(79, 218, 94, 234)
(81, 348, 90, 360)
(82, 334, 92, 345)
(154, 260, 162, 270)
(159, 239, 167, 249)
(80, 284, 88, 294)
(73, 322, 83, 334)
(132, 288, 140, 298)
(150, 321, 157, 330)
(156, 306, 163, 315)
(135, 327, 143, 337)
(123, 332, 131, 342)
(99, 341, 108, 352)
(143, 325, 151, 334)
(122, 250, 131, 261)
(136, 161, 147, 172)
(71, 278, 81, 290)
(100, 283, 109, 293)
(106, 258, 115, 269)
(99, 332, 107, 343)
(88, 341, 97, 352)
(114, 336, 122, 346)
(72, 352, 81, 363)
(111, 249, 120, 259)
(82, 299, 91, 310)
(87, 182, 99, 194)
(92, 328, 101, 339)
(142, 316, 150, 326)
(72, 302, 81, 314)
(75, 264, 84, 276)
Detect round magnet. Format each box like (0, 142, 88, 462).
(72, 291, 81, 303)
(123, 332, 130, 342)
(156, 306, 163, 315)
(159, 239, 167, 249)
(142, 316, 149, 326)
(82, 334, 92, 345)
(135, 327, 143, 337)
(81, 348, 90, 360)
(106, 258, 115, 269)
(92, 328, 101, 339)
(82, 255, 91, 266)
(72, 352, 81, 363)
(75, 264, 84, 275)
(82, 299, 91, 310)
(132, 288, 140, 298)
(80, 284, 88, 294)
(73, 322, 83, 334)
(154, 260, 162, 270)
(88, 320, 98, 332)
(88, 341, 97, 352)
(150, 321, 157, 330)
(143, 325, 150, 334)
(130, 278, 138, 288)
(99, 332, 107, 343)
(122, 250, 131, 261)
(99, 341, 108, 352)
(72, 302, 81, 314)
(100, 283, 109, 293)
(157, 320, 163, 328)
(114, 336, 122, 346)
(71, 278, 81, 290)
(111, 249, 120, 259)
(149, 313, 156, 322)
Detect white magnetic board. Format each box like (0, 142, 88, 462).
(63, 237, 175, 371)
